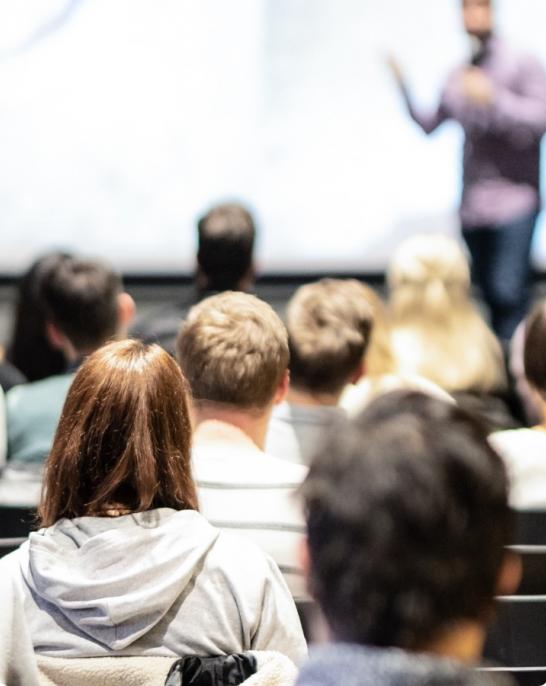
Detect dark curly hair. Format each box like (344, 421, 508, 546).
(301, 390, 513, 649)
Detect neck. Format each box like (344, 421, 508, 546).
(421, 620, 485, 664)
(194, 402, 273, 451)
(287, 386, 341, 408)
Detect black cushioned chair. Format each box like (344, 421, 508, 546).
(515, 510, 546, 546)
(478, 667, 546, 686)
(0, 505, 36, 538)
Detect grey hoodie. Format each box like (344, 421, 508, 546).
(296, 644, 515, 686)
(1, 508, 306, 664)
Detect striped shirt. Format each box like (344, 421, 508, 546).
(192, 420, 308, 600)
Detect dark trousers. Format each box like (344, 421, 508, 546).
(462, 212, 538, 341)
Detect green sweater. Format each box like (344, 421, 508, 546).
(6, 373, 75, 464)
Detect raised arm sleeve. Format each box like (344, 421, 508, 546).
(399, 83, 449, 135)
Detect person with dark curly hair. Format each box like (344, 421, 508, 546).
(297, 391, 520, 686)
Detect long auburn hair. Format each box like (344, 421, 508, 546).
(39, 339, 198, 527)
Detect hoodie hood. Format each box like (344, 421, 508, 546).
(20, 509, 219, 651)
(296, 644, 515, 686)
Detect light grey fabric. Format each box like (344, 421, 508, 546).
(0, 569, 39, 686)
(0, 508, 307, 664)
(296, 643, 515, 686)
(266, 402, 346, 466)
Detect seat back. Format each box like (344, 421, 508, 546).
(296, 600, 328, 644)
(484, 596, 546, 667)
(483, 512, 546, 670)
(477, 667, 546, 686)
(515, 510, 546, 546)
(0, 505, 36, 538)
(509, 546, 546, 596)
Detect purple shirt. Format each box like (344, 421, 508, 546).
(402, 37, 546, 227)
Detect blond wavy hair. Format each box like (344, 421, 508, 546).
(355, 284, 396, 377)
(387, 234, 506, 394)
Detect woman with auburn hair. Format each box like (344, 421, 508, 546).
(387, 234, 517, 431)
(0, 340, 306, 663)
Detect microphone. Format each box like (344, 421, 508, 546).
(470, 36, 486, 67)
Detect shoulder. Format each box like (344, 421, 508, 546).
(495, 37, 546, 78)
(7, 374, 74, 410)
(194, 443, 307, 486)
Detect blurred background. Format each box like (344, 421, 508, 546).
(1, 0, 545, 277)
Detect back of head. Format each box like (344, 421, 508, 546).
(40, 339, 197, 526)
(287, 279, 373, 395)
(388, 234, 470, 321)
(387, 235, 505, 393)
(302, 390, 512, 649)
(43, 257, 123, 355)
(197, 203, 256, 292)
(524, 299, 546, 399)
(177, 291, 288, 410)
(7, 252, 73, 381)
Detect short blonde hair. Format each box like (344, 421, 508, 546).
(287, 279, 373, 394)
(176, 291, 289, 409)
(387, 235, 506, 394)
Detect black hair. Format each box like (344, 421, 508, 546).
(42, 257, 122, 354)
(197, 203, 255, 292)
(302, 390, 512, 649)
(7, 252, 73, 381)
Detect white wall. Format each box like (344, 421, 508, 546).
(0, 0, 545, 273)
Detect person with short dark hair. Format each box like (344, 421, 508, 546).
(5, 257, 135, 475)
(196, 203, 255, 293)
(0, 340, 306, 663)
(133, 202, 256, 353)
(491, 299, 546, 508)
(266, 279, 373, 465)
(176, 291, 307, 599)
(6, 252, 73, 383)
(296, 391, 520, 686)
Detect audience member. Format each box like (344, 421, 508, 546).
(0, 349, 25, 394)
(266, 278, 372, 465)
(5, 257, 135, 469)
(134, 202, 256, 353)
(6, 252, 72, 383)
(339, 281, 455, 415)
(176, 291, 307, 599)
(491, 299, 546, 508)
(0, 340, 306, 663)
(297, 390, 519, 686)
(387, 234, 516, 432)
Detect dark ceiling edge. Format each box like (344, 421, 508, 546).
(0, 269, 545, 288)
(0, 271, 387, 287)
